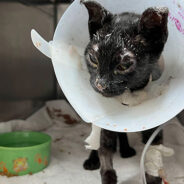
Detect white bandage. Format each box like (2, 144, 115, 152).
(145, 144, 174, 177)
(85, 124, 101, 150)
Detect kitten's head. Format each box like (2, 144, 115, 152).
(82, 1, 168, 97)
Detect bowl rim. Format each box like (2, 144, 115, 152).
(0, 131, 52, 150)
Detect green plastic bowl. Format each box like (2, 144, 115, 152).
(0, 131, 51, 177)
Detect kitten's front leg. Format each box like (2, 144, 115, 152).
(98, 129, 117, 184)
(145, 173, 162, 184)
(83, 150, 100, 170)
(118, 133, 136, 158)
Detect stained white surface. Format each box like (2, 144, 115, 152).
(0, 101, 184, 184)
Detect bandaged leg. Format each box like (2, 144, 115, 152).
(145, 144, 174, 184)
(85, 124, 101, 150)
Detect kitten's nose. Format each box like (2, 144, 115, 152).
(95, 78, 107, 92)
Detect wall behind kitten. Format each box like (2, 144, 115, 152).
(0, 2, 70, 121)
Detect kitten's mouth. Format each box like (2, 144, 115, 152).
(101, 93, 117, 97)
(91, 78, 126, 97)
(94, 86, 125, 97)
(101, 91, 125, 97)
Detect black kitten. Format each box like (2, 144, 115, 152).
(82, 1, 168, 184)
(83, 1, 168, 97)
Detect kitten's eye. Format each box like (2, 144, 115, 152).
(88, 54, 98, 68)
(115, 64, 127, 74)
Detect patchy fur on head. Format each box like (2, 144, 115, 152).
(82, 1, 169, 97)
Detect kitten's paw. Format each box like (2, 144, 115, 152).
(101, 169, 117, 184)
(83, 158, 100, 170)
(120, 147, 136, 158)
(146, 174, 162, 184)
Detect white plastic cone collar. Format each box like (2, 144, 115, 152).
(31, 0, 184, 132)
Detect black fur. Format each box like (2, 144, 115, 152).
(118, 132, 136, 158)
(101, 169, 117, 184)
(83, 150, 100, 170)
(83, 133, 136, 170)
(146, 173, 163, 184)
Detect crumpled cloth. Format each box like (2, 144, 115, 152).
(0, 100, 81, 133)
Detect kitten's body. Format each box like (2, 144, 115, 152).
(81, 1, 168, 184)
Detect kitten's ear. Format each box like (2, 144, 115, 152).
(139, 7, 169, 39)
(81, 1, 113, 39)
